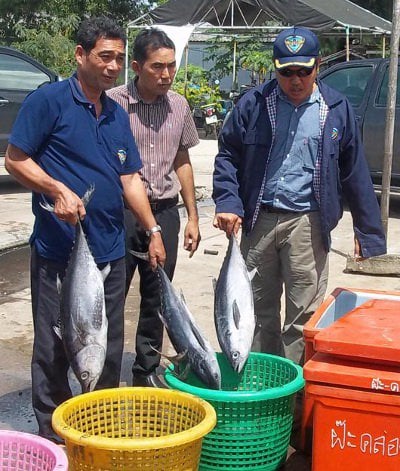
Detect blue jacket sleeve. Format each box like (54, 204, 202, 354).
(212, 101, 247, 217)
(336, 98, 386, 257)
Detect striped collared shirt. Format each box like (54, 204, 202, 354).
(107, 80, 199, 201)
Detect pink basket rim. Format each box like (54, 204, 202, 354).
(0, 430, 68, 469)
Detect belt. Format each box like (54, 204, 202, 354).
(149, 197, 178, 213)
(261, 204, 298, 214)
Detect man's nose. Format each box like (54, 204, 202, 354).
(108, 58, 122, 71)
(161, 66, 171, 78)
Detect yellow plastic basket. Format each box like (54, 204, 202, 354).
(52, 387, 216, 470)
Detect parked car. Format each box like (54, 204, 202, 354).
(319, 58, 400, 191)
(0, 46, 60, 173)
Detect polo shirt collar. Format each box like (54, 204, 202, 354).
(127, 78, 168, 106)
(68, 73, 117, 116)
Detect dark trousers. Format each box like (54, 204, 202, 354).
(30, 246, 125, 443)
(124, 204, 180, 376)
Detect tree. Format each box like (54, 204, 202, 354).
(240, 46, 274, 85)
(1, 0, 154, 75)
(12, 16, 78, 77)
(205, 36, 274, 87)
(0, 0, 152, 45)
(172, 64, 221, 110)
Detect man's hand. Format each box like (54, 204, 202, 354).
(53, 184, 86, 225)
(213, 213, 242, 237)
(148, 232, 166, 270)
(183, 219, 201, 258)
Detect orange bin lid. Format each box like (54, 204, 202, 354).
(304, 352, 400, 390)
(313, 299, 400, 365)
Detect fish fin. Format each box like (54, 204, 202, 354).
(81, 184, 95, 207)
(148, 342, 187, 367)
(53, 325, 62, 339)
(148, 342, 163, 356)
(179, 289, 187, 304)
(39, 195, 54, 213)
(248, 267, 258, 281)
(232, 299, 241, 329)
(53, 317, 62, 340)
(168, 351, 188, 367)
(212, 277, 217, 292)
(56, 274, 62, 295)
(190, 322, 210, 351)
(176, 361, 191, 380)
(128, 249, 150, 261)
(101, 263, 111, 281)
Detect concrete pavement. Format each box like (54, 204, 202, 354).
(1, 137, 400, 441)
(1, 137, 400, 349)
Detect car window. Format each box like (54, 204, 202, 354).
(0, 53, 51, 90)
(321, 65, 374, 107)
(376, 65, 400, 106)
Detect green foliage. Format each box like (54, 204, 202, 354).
(239, 44, 274, 84)
(205, 36, 274, 86)
(0, 0, 152, 74)
(205, 36, 236, 79)
(172, 64, 221, 109)
(11, 16, 78, 76)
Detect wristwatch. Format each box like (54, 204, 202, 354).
(146, 224, 162, 237)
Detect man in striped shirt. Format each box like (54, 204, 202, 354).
(107, 28, 200, 387)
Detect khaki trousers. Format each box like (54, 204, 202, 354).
(241, 208, 329, 365)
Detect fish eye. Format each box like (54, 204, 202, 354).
(232, 351, 240, 360)
(81, 371, 89, 381)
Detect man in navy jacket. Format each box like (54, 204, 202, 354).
(212, 26, 386, 366)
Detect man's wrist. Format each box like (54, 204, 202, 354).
(146, 224, 162, 237)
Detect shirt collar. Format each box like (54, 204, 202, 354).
(68, 73, 116, 115)
(127, 78, 168, 106)
(277, 83, 321, 106)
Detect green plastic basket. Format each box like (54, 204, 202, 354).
(165, 352, 304, 471)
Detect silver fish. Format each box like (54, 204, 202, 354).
(129, 250, 221, 390)
(41, 186, 110, 393)
(214, 234, 256, 373)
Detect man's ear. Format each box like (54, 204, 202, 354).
(75, 45, 85, 66)
(131, 60, 140, 74)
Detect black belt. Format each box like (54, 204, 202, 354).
(261, 204, 298, 214)
(149, 197, 178, 213)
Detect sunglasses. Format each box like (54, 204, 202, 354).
(277, 67, 315, 78)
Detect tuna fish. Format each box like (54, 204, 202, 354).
(41, 186, 110, 393)
(129, 250, 221, 390)
(214, 234, 256, 373)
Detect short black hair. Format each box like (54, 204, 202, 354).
(76, 16, 126, 52)
(133, 28, 175, 64)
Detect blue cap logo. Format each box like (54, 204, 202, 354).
(284, 35, 305, 54)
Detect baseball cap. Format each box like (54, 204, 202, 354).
(273, 26, 320, 70)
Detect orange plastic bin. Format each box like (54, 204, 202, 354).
(302, 299, 400, 467)
(303, 287, 400, 363)
(303, 353, 400, 471)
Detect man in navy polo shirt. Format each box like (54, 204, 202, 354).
(5, 16, 165, 444)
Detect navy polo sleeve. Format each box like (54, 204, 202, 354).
(9, 87, 57, 158)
